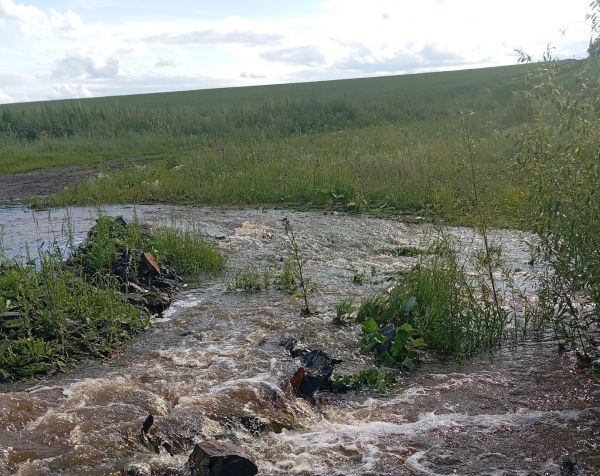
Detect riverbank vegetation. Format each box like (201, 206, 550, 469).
(0, 216, 223, 381)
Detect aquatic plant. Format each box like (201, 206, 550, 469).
(0, 214, 225, 381)
(333, 298, 354, 325)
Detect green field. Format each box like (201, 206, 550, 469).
(0, 59, 589, 227)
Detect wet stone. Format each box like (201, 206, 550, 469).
(374, 323, 396, 357)
(289, 350, 343, 401)
(187, 441, 258, 476)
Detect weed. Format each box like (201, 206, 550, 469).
(228, 266, 272, 292)
(0, 255, 147, 381)
(351, 269, 367, 285)
(282, 218, 314, 315)
(357, 234, 513, 357)
(275, 256, 299, 294)
(333, 298, 354, 325)
(332, 368, 396, 393)
(361, 318, 425, 370)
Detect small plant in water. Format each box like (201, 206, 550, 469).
(333, 298, 354, 325)
(227, 265, 272, 292)
(282, 218, 314, 316)
(351, 269, 367, 285)
(332, 368, 396, 393)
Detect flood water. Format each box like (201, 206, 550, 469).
(0, 205, 598, 475)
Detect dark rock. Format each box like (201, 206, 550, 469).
(559, 456, 579, 476)
(374, 323, 396, 357)
(187, 441, 258, 476)
(114, 216, 128, 228)
(143, 291, 171, 314)
(142, 414, 154, 435)
(279, 336, 298, 352)
(289, 350, 343, 401)
(290, 346, 310, 358)
(302, 350, 336, 380)
(237, 416, 270, 435)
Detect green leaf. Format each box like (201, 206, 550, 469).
(361, 318, 379, 334)
(402, 357, 415, 371)
(411, 337, 426, 348)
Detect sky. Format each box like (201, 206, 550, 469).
(0, 0, 594, 104)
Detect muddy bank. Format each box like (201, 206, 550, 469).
(0, 205, 598, 475)
(0, 166, 98, 202)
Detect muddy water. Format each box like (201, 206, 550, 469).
(0, 206, 598, 475)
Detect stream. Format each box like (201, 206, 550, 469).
(0, 205, 598, 475)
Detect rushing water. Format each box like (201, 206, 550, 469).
(0, 205, 598, 475)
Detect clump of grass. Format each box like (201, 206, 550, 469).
(333, 298, 354, 325)
(71, 215, 224, 283)
(274, 256, 299, 294)
(0, 214, 225, 381)
(332, 368, 396, 393)
(150, 227, 225, 282)
(0, 255, 147, 382)
(227, 265, 272, 292)
(351, 269, 367, 285)
(358, 238, 511, 358)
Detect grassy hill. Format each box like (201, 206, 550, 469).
(0, 59, 591, 226)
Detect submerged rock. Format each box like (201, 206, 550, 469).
(186, 441, 258, 476)
(124, 462, 152, 476)
(289, 349, 343, 401)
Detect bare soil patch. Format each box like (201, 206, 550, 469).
(0, 167, 97, 202)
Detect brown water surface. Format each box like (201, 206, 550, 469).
(0, 206, 598, 475)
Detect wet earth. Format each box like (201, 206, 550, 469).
(0, 205, 598, 475)
(0, 167, 98, 203)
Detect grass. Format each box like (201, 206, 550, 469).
(0, 215, 224, 381)
(70, 215, 224, 283)
(0, 61, 587, 227)
(227, 265, 272, 292)
(357, 235, 513, 358)
(0, 255, 147, 381)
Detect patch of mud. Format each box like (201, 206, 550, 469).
(0, 166, 98, 202)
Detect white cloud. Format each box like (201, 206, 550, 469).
(145, 28, 282, 46)
(155, 57, 176, 68)
(240, 71, 266, 79)
(262, 46, 326, 66)
(0, 0, 83, 38)
(52, 55, 121, 80)
(0, 90, 13, 103)
(51, 83, 93, 99)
